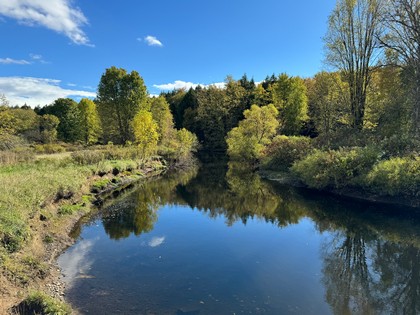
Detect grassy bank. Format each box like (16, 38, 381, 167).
(0, 147, 167, 314)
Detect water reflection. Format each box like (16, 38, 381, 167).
(64, 162, 420, 314)
(373, 243, 420, 314)
(101, 168, 198, 240)
(321, 227, 420, 315)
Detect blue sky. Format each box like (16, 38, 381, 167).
(0, 0, 336, 107)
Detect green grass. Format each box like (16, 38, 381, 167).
(20, 291, 71, 315)
(0, 149, 166, 253)
(0, 159, 92, 252)
(0, 146, 167, 312)
(58, 203, 86, 215)
(91, 178, 111, 190)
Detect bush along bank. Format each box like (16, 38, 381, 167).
(260, 141, 419, 208)
(290, 147, 419, 206)
(0, 147, 173, 314)
(226, 129, 419, 207)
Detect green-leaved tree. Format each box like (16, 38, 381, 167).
(97, 66, 148, 144)
(272, 74, 309, 135)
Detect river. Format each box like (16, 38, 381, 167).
(58, 163, 420, 314)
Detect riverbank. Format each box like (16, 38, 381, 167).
(260, 170, 420, 209)
(0, 152, 168, 314)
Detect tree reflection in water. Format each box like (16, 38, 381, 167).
(316, 200, 420, 315)
(97, 162, 420, 314)
(101, 168, 198, 239)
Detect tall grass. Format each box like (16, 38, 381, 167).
(0, 159, 91, 252)
(0, 150, 34, 166)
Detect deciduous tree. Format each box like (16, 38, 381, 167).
(38, 98, 82, 142)
(97, 67, 148, 143)
(78, 98, 102, 144)
(226, 104, 279, 161)
(272, 74, 309, 135)
(325, 0, 384, 129)
(380, 0, 420, 138)
(132, 110, 159, 158)
(308, 72, 349, 143)
(39, 114, 59, 143)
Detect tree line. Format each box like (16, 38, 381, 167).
(0, 67, 198, 161)
(0, 0, 418, 190)
(160, 0, 419, 156)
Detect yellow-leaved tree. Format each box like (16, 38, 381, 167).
(226, 104, 279, 162)
(132, 110, 159, 158)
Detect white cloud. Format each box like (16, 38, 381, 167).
(211, 82, 227, 89)
(153, 80, 226, 91)
(30, 53, 42, 60)
(0, 0, 91, 46)
(58, 238, 97, 288)
(148, 236, 165, 247)
(1, 54, 48, 65)
(154, 80, 198, 90)
(0, 57, 30, 65)
(0, 76, 96, 107)
(144, 35, 163, 47)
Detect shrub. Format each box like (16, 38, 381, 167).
(0, 133, 26, 151)
(103, 146, 141, 160)
(71, 150, 105, 165)
(366, 156, 420, 196)
(292, 146, 381, 189)
(262, 135, 312, 170)
(379, 135, 419, 158)
(314, 128, 375, 149)
(34, 144, 65, 154)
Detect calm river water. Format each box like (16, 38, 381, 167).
(58, 163, 420, 314)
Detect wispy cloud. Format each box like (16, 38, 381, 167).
(0, 76, 96, 107)
(30, 54, 42, 60)
(143, 35, 163, 47)
(0, 0, 91, 46)
(29, 53, 48, 63)
(1, 54, 48, 65)
(0, 57, 30, 65)
(153, 80, 225, 91)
